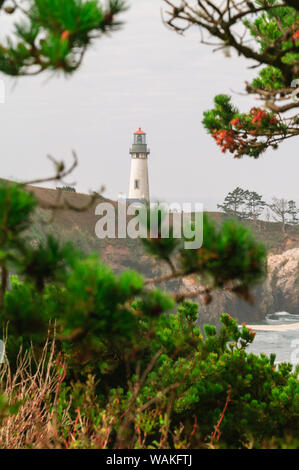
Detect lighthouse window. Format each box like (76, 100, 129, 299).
(134, 179, 139, 189)
(135, 134, 145, 144)
(135, 153, 139, 158)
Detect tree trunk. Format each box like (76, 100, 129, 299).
(282, 216, 286, 235)
(0, 265, 8, 306)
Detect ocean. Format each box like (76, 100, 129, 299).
(245, 313, 299, 367)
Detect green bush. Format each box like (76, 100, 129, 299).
(0, 181, 297, 448)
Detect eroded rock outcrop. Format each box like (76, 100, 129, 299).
(267, 248, 299, 315)
(181, 248, 299, 324)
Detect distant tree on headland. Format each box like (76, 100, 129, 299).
(268, 197, 299, 233)
(56, 186, 76, 192)
(217, 187, 248, 219)
(218, 187, 266, 221)
(218, 188, 299, 232)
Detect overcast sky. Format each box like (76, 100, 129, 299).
(0, 1, 298, 210)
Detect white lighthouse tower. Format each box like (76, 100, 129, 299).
(128, 127, 150, 203)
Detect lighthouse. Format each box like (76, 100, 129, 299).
(128, 127, 150, 203)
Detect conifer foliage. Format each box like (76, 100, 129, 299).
(0, 0, 126, 75)
(0, 180, 298, 448)
(218, 187, 299, 232)
(164, 1, 299, 157)
(217, 187, 266, 220)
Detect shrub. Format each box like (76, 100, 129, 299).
(0, 181, 297, 449)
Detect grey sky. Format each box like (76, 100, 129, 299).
(0, 1, 298, 210)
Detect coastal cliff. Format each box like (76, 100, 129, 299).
(28, 186, 299, 324)
(267, 248, 299, 316)
(182, 248, 299, 324)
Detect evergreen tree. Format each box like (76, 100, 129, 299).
(164, 1, 299, 158)
(1, 181, 287, 450)
(217, 187, 247, 219)
(0, 0, 126, 76)
(244, 191, 266, 223)
(56, 186, 76, 192)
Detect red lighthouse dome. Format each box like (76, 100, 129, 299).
(134, 127, 145, 135)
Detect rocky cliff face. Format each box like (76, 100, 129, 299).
(181, 248, 299, 325)
(29, 187, 299, 324)
(267, 248, 299, 316)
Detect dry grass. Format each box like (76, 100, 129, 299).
(0, 335, 70, 449)
(0, 335, 192, 449)
(0, 334, 131, 449)
(0, 331, 297, 449)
